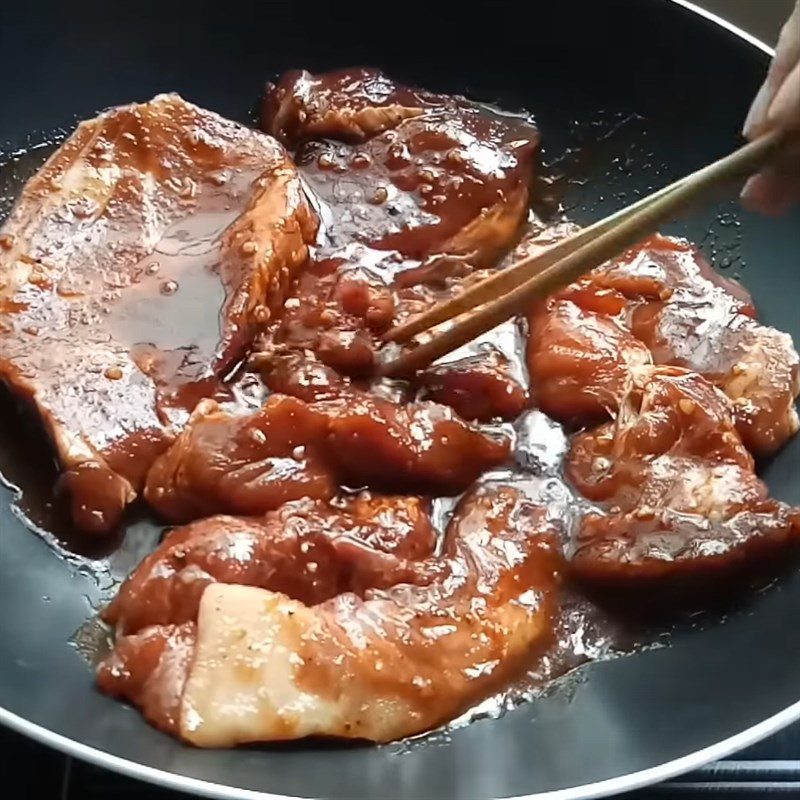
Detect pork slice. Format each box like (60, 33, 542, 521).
(263, 67, 433, 144)
(264, 68, 539, 266)
(593, 235, 800, 454)
(103, 494, 438, 634)
(0, 94, 317, 533)
(178, 484, 561, 745)
(564, 366, 800, 587)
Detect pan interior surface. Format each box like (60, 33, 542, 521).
(1, 1, 800, 798)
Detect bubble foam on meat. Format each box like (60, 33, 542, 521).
(0, 94, 317, 533)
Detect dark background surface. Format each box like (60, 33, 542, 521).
(2, 0, 800, 798)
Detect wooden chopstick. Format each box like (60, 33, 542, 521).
(379, 129, 785, 378)
(383, 181, 685, 345)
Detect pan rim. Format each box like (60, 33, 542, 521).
(1, 2, 791, 799)
(6, 695, 800, 800)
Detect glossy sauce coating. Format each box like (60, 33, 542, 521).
(566, 367, 800, 584)
(256, 68, 539, 421)
(8, 70, 786, 745)
(178, 483, 562, 745)
(104, 495, 437, 634)
(0, 94, 317, 533)
(146, 388, 510, 521)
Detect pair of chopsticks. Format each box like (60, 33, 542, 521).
(379, 129, 786, 377)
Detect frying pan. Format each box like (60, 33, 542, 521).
(1, 0, 800, 797)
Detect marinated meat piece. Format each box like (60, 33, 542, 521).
(0, 95, 317, 533)
(533, 234, 797, 453)
(394, 275, 530, 422)
(145, 395, 334, 523)
(566, 367, 754, 502)
(596, 236, 798, 454)
(256, 71, 540, 403)
(96, 623, 195, 736)
(317, 327, 377, 376)
(565, 366, 800, 585)
(592, 235, 756, 313)
(263, 68, 431, 144)
(259, 259, 350, 352)
(104, 495, 437, 634)
(334, 267, 396, 332)
(254, 348, 350, 403)
(294, 124, 533, 265)
(417, 319, 529, 422)
(418, 348, 527, 422)
(321, 394, 510, 493)
(266, 68, 539, 265)
(634, 299, 800, 455)
(527, 298, 651, 425)
(251, 192, 534, 408)
(146, 388, 506, 521)
(520, 223, 651, 429)
(256, 259, 395, 381)
(571, 502, 800, 586)
(255, 255, 476, 392)
(130, 483, 559, 745)
(260, 261, 527, 421)
(395, 273, 530, 424)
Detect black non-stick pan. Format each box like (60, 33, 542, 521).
(2, 0, 800, 797)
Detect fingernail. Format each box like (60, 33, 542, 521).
(743, 81, 772, 138)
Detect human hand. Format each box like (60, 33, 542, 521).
(741, 0, 800, 215)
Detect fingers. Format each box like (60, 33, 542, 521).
(743, 81, 772, 138)
(741, 143, 800, 215)
(741, 1, 800, 214)
(772, 0, 800, 85)
(741, 168, 800, 216)
(743, 0, 800, 139)
(768, 60, 800, 132)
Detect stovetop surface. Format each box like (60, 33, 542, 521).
(5, 722, 800, 798)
